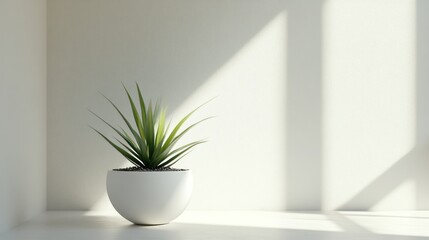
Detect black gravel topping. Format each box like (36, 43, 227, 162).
(112, 166, 188, 172)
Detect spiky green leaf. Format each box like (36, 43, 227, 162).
(91, 127, 143, 168)
(91, 84, 212, 169)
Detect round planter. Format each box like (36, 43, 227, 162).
(106, 170, 192, 225)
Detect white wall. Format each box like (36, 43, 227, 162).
(0, 0, 47, 232)
(47, 0, 289, 211)
(47, 0, 429, 211)
(322, 0, 427, 210)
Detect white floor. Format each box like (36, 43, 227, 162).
(1, 211, 429, 240)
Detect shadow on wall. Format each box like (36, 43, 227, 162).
(285, 0, 323, 210)
(47, 0, 429, 211)
(337, 0, 429, 210)
(48, 0, 291, 210)
(415, 0, 429, 210)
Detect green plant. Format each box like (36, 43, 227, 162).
(91, 83, 210, 170)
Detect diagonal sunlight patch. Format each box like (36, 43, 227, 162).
(175, 211, 343, 232)
(341, 209, 429, 237)
(322, 0, 416, 210)
(90, 11, 288, 211)
(370, 179, 416, 210)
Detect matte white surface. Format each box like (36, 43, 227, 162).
(107, 170, 192, 225)
(0, 0, 47, 233)
(2, 211, 429, 240)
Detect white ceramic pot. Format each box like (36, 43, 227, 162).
(106, 170, 193, 225)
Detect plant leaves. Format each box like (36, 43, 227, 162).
(91, 85, 213, 169)
(90, 127, 143, 168)
(89, 110, 141, 154)
(158, 141, 204, 168)
(136, 82, 147, 126)
(161, 99, 213, 153)
(100, 93, 146, 153)
(123, 84, 146, 143)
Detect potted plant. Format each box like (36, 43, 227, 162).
(91, 83, 209, 225)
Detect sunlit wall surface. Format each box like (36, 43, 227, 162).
(47, 0, 429, 211)
(323, 0, 418, 210)
(91, 11, 288, 211)
(48, 0, 288, 211)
